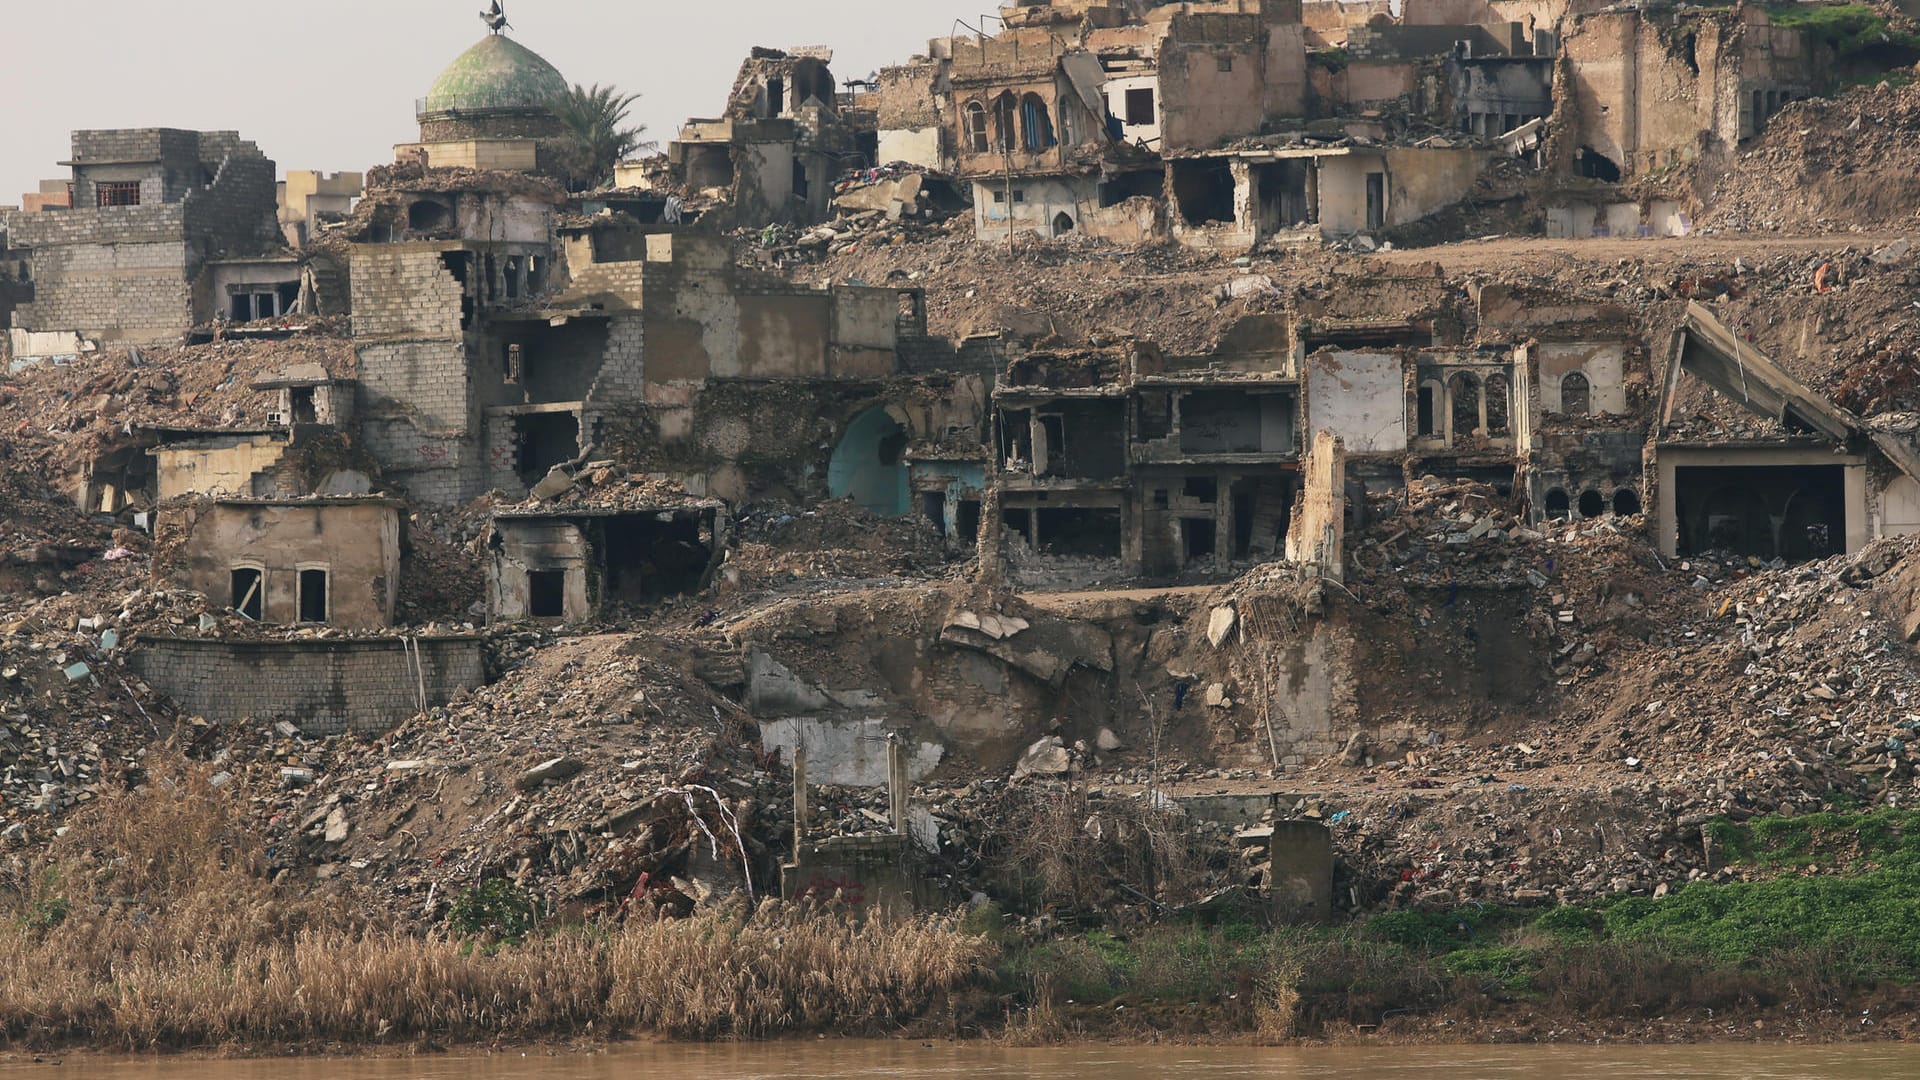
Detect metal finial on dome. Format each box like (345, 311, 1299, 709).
(479, 0, 511, 35)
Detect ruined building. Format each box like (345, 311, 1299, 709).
(663, 47, 874, 227)
(3, 129, 284, 361)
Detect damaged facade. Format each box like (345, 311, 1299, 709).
(3, 129, 284, 361)
(486, 496, 730, 623)
(157, 496, 405, 630)
(1651, 303, 1920, 561)
(661, 47, 873, 228)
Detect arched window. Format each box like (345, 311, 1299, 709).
(1052, 212, 1074, 235)
(1578, 489, 1606, 519)
(1485, 372, 1512, 435)
(992, 93, 1019, 153)
(1020, 93, 1056, 151)
(1447, 372, 1481, 442)
(1613, 487, 1642, 516)
(1561, 371, 1590, 416)
(965, 102, 990, 154)
(1544, 488, 1571, 520)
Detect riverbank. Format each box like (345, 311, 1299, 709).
(4, 769, 1920, 1055)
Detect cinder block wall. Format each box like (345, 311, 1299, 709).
(128, 635, 486, 735)
(8, 130, 277, 344)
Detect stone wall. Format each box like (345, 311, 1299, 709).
(128, 635, 486, 735)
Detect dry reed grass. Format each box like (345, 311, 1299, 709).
(0, 762, 998, 1050)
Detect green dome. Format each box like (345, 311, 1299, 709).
(423, 35, 567, 114)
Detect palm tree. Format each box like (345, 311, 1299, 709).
(552, 83, 652, 191)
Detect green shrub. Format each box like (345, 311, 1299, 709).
(1441, 946, 1538, 992)
(1765, 4, 1920, 60)
(447, 878, 540, 944)
(1531, 904, 1602, 943)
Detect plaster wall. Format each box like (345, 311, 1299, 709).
(1304, 350, 1407, 453)
(488, 518, 592, 622)
(164, 500, 402, 629)
(152, 436, 289, 501)
(759, 717, 944, 786)
(877, 128, 946, 169)
(1530, 341, 1629, 415)
(971, 177, 1096, 239)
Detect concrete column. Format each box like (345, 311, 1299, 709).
(887, 733, 909, 835)
(1270, 820, 1334, 923)
(792, 744, 809, 854)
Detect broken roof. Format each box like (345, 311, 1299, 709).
(1660, 301, 1920, 482)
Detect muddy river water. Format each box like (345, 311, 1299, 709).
(13, 1043, 1919, 1080)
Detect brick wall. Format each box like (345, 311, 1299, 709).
(350, 246, 467, 340)
(357, 340, 471, 432)
(359, 418, 484, 507)
(585, 313, 646, 403)
(8, 239, 191, 342)
(129, 635, 486, 735)
(483, 411, 524, 496)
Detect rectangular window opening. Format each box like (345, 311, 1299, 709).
(97, 181, 140, 208)
(1035, 507, 1123, 558)
(921, 491, 948, 534)
(1125, 87, 1155, 126)
(515, 412, 580, 488)
(298, 569, 329, 624)
(1183, 517, 1218, 563)
(955, 499, 982, 543)
(1002, 507, 1034, 544)
(528, 570, 567, 618)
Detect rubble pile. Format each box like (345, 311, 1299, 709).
(1706, 75, 1920, 234)
(196, 630, 778, 919)
(0, 596, 177, 825)
(0, 336, 354, 462)
(725, 500, 959, 594)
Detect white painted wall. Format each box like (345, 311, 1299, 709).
(1534, 342, 1629, 416)
(1106, 74, 1162, 147)
(1305, 350, 1407, 453)
(1880, 474, 1920, 536)
(971, 177, 1093, 240)
(877, 128, 945, 169)
(759, 717, 945, 787)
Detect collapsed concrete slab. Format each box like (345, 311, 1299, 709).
(939, 613, 1114, 688)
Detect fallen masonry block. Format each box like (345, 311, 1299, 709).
(517, 756, 586, 791)
(939, 616, 1112, 688)
(1207, 606, 1238, 648)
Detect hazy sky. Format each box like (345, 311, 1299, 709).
(0, 0, 964, 206)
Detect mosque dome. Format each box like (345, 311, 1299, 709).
(422, 35, 568, 115)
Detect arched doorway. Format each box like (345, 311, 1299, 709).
(1544, 487, 1571, 520)
(1560, 371, 1591, 415)
(1447, 372, 1481, 443)
(1485, 372, 1512, 435)
(828, 409, 910, 516)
